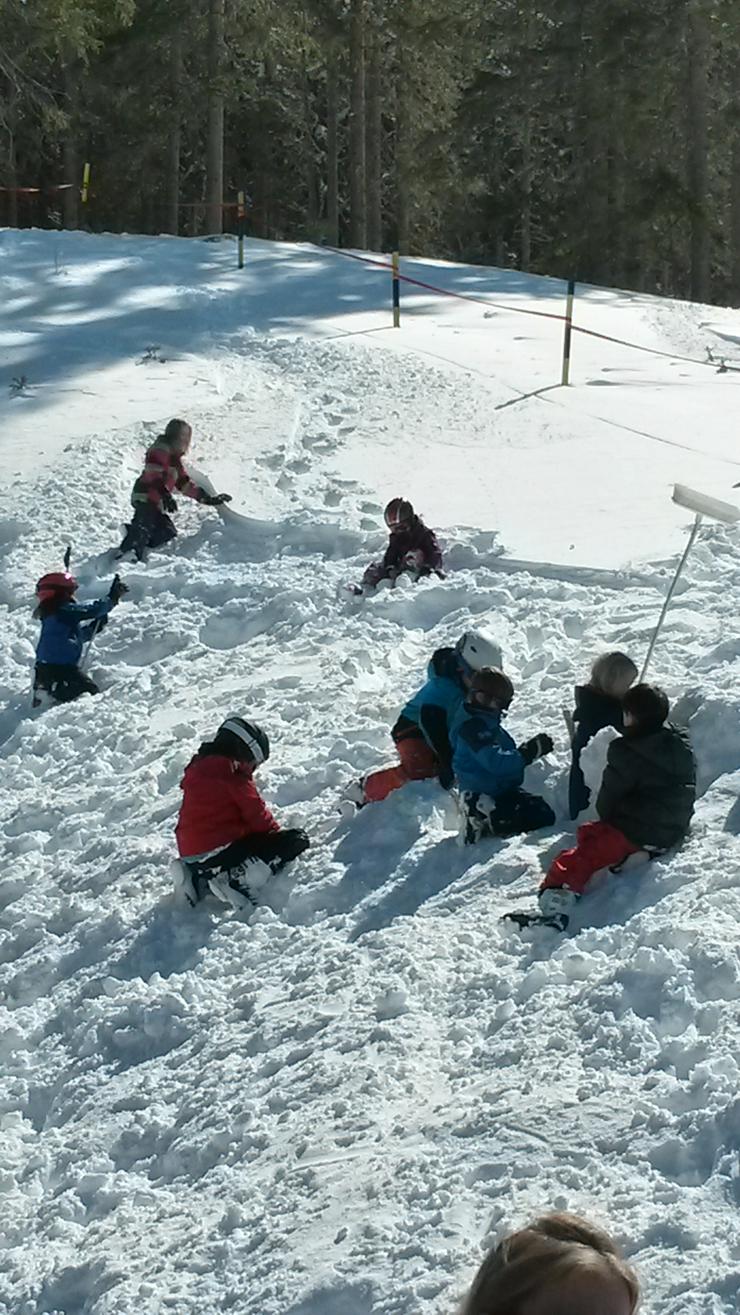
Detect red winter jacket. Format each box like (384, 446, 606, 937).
(176, 752, 279, 858)
(132, 438, 205, 510)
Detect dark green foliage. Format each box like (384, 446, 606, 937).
(1, 0, 738, 302)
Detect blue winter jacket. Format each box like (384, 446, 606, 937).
(451, 701, 526, 797)
(397, 647, 468, 767)
(36, 598, 114, 667)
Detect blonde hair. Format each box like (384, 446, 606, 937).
(460, 1212, 640, 1315)
(590, 651, 638, 697)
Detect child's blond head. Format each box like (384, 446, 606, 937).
(460, 1211, 640, 1315)
(590, 651, 638, 698)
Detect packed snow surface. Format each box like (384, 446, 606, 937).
(1, 228, 739, 1315)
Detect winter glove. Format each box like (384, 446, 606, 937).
(109, 577, 129, 606)
(162, 491, 178, 514)
(202, 492, 232, 507)
(518, 732, 554, 766)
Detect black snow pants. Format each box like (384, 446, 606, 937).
(119, 505, 177, 561)
(34, 663, 99, 705)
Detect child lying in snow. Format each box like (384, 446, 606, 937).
(450, 668, 555, 843)
(174, 715, 309, 911)
(527, 684, 696, 931)
(33, 569, 128, 705)
(345, 630, 503, 807)
(360, 498, 444, 591)
(118, 418, 232, 562)
(568, 650, 638, 819)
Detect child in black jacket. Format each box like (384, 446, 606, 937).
(568, 651, 638, 819)
(361, 498, 443, 591)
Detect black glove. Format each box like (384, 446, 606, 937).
(162, 491, 178, 513)
(438, 762, 454, 790)
(203, 492, 232, 507)
(518, 732, 554, 765)
(96, 615, 109, 632)
(109, 576, 129, 606)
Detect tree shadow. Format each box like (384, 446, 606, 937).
(0, 229, 615, 433)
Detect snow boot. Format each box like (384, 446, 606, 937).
(171, 860, 209, 908)
(208, 858, 271, 912)
(537, 886, 577, 930)
(504, 887, 577, 933)
(339, 778, 367, 813)
(460, 792, 494, 846)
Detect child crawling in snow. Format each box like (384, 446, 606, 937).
(174, 714, 309, 911)
(568, 650, 638, 819)
(359, 497, 444, 592)
(518, 683, 696, 932)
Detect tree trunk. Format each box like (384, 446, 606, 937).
(206, 0, 225, 235)
(7, 120, 18, 227)
(687, 1, 710, 302)
(730, 59, 740, 303)
(491, 150, 505, 267)
(365, 24, 382, 251)
(520, 108, 532, 271)
(326, 59, 339, 244)
(303, 55, 319, 231)
(166, 29, 183, 235)
(59, 64, 78, 230)
(349, 0, 366, 247)
(394, 42, 410, 253)
(62, 140, 78, 228)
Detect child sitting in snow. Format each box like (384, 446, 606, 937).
(346, 630, 503, 806)
(118, 418, 232, 562)
(527, 684, 696, 931)
(174, 714, 310, 911)
(360, 498, 443, 591)
(568, 651, 638, 819)
(451, 668, 555, 843)
(33, 569, 128, 705)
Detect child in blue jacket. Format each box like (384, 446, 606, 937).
(348, 630, 503, 806)
(451, 668, 555, 843)
(33, 569, 128, 705)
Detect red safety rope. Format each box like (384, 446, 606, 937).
(318, 243, 730, 374)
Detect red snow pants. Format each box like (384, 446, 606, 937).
(542, 821, 641, 897)
(363, 735, 439, 803)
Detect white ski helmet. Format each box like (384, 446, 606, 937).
(456, 629, 503, 673)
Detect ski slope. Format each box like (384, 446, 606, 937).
(0, 228, 739, 1315)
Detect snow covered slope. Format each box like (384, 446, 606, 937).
(0, 229, 739, 1315)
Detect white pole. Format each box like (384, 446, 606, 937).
(640, 514, 701, 682)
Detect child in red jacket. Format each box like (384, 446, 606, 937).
(118, 418, 232, 561)
(173, 715, 309, 911)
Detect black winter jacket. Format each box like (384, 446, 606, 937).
(596, 724, 696, 850)
(569, 684, 625, 819)
(381, 517, 443, 578)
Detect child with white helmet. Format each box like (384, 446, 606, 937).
(347, 630, 503, 806)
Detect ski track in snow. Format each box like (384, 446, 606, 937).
(0, 231, 739, 1315)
